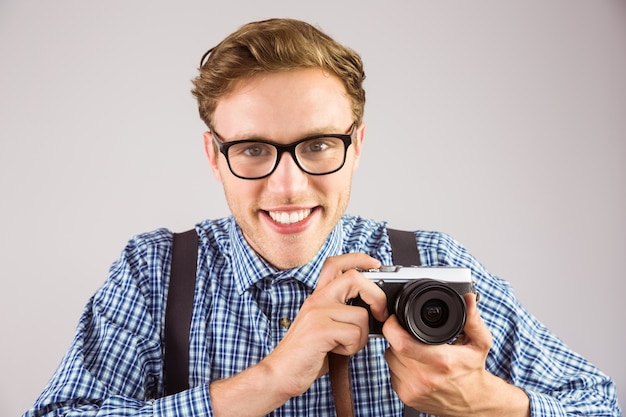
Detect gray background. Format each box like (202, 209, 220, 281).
(1, 1, 624, 415)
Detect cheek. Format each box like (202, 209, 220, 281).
(221, 176, 260, 210)
(213, 158, 231, 182)
(347, 147, 362, 173)
(322, 170, 354, 203)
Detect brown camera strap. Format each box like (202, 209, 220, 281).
(328, 352, 355, 417)
(165, 228, 421, 416)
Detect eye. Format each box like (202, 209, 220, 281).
(243, 144, 265, 157)
(231, 142, 274, 158)
(301, 138, 333, 153)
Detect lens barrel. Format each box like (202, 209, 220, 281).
(395, 279, 467, 344)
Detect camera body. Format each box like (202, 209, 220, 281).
(354, 266, 477, 345)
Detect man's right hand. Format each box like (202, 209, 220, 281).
(209, 252, 387, 417)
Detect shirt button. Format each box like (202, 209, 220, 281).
(279, 317, 291, 329)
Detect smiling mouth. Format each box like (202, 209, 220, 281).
(267, 208, 313, 225)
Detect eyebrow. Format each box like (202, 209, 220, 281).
(212, 124, 351, 143)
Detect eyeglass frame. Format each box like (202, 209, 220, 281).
(210, 123, 357, 180)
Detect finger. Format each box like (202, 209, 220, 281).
(383, 313, 438, 362)
(322, 304, 371, 355)
(384, 344, 408, 379)
(383, 317, 429, 391)
(312, 262, 388, 323)
(460, 293, 492, 350)
(292, 298, 370, 354)
(382, 314, 417, 351)
(348, 269, 389, 322)
(321, 270, 389, 323)
(316, 253, 381, 290)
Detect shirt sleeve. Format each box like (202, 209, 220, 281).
(22, 230, 215, 417)
(417, 230, 622, 417)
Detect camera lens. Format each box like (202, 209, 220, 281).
(395, 279, 467, 345)
(421, 299, 448, 328)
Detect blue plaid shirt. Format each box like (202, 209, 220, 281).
(23, 215, 620, 416)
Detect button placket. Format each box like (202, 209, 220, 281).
(270, 277, 311, 348)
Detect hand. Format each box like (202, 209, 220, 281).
(383, 293, 530, 417)
(265, 253, 387, 398)
(210, 253, 389, 417)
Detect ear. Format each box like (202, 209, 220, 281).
(203, 131, 223, 182)
(351, 122, 366, 172)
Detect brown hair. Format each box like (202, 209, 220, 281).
(191, 18, 366, 128)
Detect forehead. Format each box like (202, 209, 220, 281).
(212, 68, 353, 141)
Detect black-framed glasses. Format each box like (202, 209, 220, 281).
(211, 123, 357, 180)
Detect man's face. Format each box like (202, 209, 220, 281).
(204, 68, 364, 269)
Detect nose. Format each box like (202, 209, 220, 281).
(265, 152, 308, 197)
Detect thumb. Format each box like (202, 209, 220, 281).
(460, 293, 492, 349)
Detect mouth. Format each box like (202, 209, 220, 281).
(267, 208, 314, 225)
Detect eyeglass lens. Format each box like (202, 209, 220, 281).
(226, 136, 347, 179)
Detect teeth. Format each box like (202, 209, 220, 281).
(268, 209, 312, 225)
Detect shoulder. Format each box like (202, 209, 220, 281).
(414, 229, 509, 285)
(123, 227, 174, 255)
(121, 217, 232, 256)
(341, 214, 387, 238)
(107, 217, 231, 284)
(109, 228, 174, 281)
(340, 214, 388, 255)
(414, 230, 475, 267)
(196, 217, 232, 251)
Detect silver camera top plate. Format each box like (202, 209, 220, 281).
(360, 266, 472, 284)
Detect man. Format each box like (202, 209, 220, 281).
(23, 18, 620, 417)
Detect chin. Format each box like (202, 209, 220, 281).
(260, 235, 321, 269)
(270, 244, 317, 270)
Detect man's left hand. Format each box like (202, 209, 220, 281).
(383, 293, 530, 417)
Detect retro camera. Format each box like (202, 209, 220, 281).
(353, 266, 477, 345)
